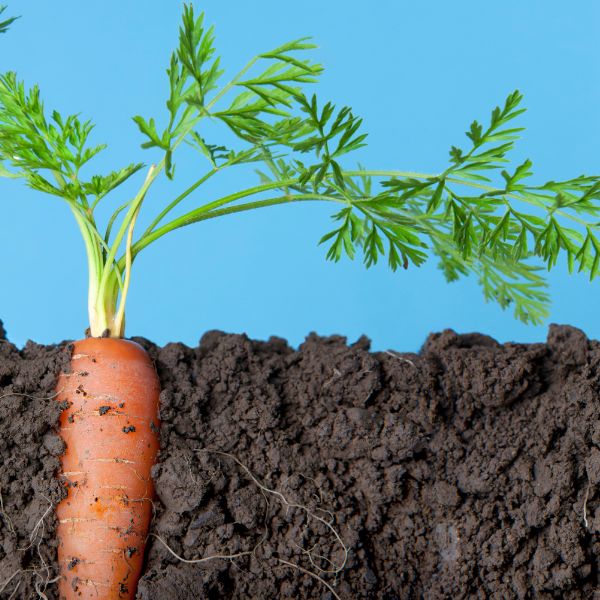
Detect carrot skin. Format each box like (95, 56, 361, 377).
(55, 338, 160, 600)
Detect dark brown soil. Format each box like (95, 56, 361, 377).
(1, 319, 599, 599)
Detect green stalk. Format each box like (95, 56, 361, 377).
(126, 170, 455, 262)
(112, 203, 141, 337)
(68, 205, 103, 330)
(142, 167, 218, 236)
(123, 192, 342, 265)
(118, 172, 445, 262)
(90, 164, 159, 337)
(140, 175, 335, 244)
(343, 170, 438, 180)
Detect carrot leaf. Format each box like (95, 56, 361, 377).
(0, 5, 17, 34)
(1, 4, 599, 334)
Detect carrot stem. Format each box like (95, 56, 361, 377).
(90, 164, 158, 337)
(113, 203, 141, 338)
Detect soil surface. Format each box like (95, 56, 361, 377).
(1, 320, 599, 599)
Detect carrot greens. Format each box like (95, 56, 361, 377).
(0, 4, 599, 337)
(0, 6, 16, 34)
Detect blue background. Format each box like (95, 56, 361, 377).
(1, 1, 598, 350)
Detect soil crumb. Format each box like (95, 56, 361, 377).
(1, 323, 598, 598)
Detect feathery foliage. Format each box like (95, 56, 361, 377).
(0, 5, 17, 34)
(0, 4, 598, 335)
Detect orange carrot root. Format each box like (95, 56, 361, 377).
(55, 338, 160, 599)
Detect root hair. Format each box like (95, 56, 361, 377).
(149, 449, 349, 599)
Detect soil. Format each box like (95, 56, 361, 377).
(0, 319, 599, 599)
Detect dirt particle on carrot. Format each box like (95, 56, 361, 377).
(98, 405, 111, 415)
(67, 557, 80, 570)
(122, 425, 136, 433)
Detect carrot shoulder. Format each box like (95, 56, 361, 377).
(55, 338, 160, 599)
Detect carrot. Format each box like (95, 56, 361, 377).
(55, 337, 160, 599)
(1, 3, 598, 598)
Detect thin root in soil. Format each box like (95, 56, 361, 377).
(150, 448, 349, 600)
(0, 495, 60, 599)
(583, 479, 592, 529)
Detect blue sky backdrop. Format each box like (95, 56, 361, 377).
(1, 0, 598, 350)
